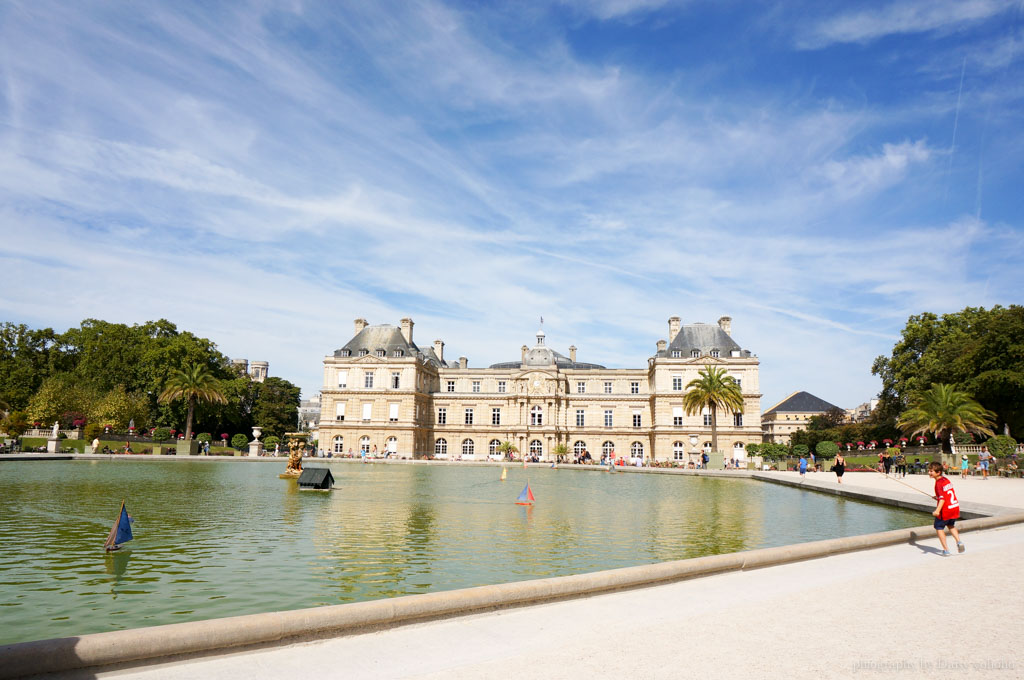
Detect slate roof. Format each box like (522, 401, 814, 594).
(763, 391, 843, 415)
(656, 323, 751, 358)
(488, 349, 606, 370)
(333, 325, 454, 367)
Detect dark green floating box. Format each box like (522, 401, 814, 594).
(298, 467, 334, 490)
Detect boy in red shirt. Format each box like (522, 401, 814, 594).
(928, 461, 965, 556)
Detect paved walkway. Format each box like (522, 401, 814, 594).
(763, 469, 1024, 510)
(91, 522, 1024, 680)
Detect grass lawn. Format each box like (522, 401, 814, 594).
(18, 437, 245, 456)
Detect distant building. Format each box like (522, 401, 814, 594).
(317, 315, 762, 462)
(846, 399, 878, 423)
(298, 393, 321, 431)
(230, 358, 269, 383)
(761, 391, 843, 445)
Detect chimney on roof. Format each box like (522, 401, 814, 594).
(569, 345, 577, 363)
(433, 339, 444, 364)
(668, 316, 681, 340)
(354, 318, 368, 334)
(656, 339, 667, 354)
(718, 316, 732, 335)
(521, 344, 528, 363)
(400, 317, 414, 344)
(459, 356, 467, 370)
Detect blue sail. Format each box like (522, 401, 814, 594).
(104, 502, 133, 551)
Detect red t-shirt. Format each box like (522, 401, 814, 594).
(934, 476, 960, 520)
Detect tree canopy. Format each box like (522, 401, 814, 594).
(683, 366, 743, 453)
(873, 306, 1024, 436)
(897, 383, 996, 453)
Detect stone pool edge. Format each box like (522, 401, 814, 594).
(3, 512, 1024, 679)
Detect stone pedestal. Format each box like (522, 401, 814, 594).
(47, 438, 59, 453)
(707, 451, 725, 470)
(151, 445, 162, 456)
(176, 440, 199, 456)
(248, 440, 264, 457)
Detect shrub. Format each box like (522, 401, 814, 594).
(792, 444, 809, 458)
(952, 431, 974, 445)
(83, 423, 103, 440)
(152, 427, 171, 441)
(745, 443, 760, 455)
(196, 432, 212, 443)
(758, 442, 789, 461)
(986, 435, 1018, 459)
(815, 441, 839, 459)
(1, 411, 31, 436)
(231, 433, 249, 450)
(264, 436, 280, 448)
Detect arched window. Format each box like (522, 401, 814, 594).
(530, 406, 543, 426)
(359, 436, 371, 453)
(630, 441, 644, 459)
(602, 441, 615, 458)
(702, 441, 712, 453)
(462, 439, 475, 456)
(673, 441, 686, 460)
(333, 435, 344, 453)
(573, 440, 587, 456)
(434, 438, 447, 455)
(529, 439, 543, 456)
(733, 441, 745, 460)
(386, 436, 398, 453)
(489, 439, 501, 455)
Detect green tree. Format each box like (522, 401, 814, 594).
(682, 367, 743, 453)
(26, 374, 101, 425)
(251, 377, 301, 438)
(231, 433, 249, 450)
(552, 443, 569, 462)
(815, 441, 839, 459)
(985, 435, 1018, 459)
(92, 385, 151, 430)
(158, 365, 227, 441)
(0, 323, 67, 411)
(897, 384, 997, 453)
(808, 407, 848, 431)
(496, 441, 518, 460)
(1, 410, 30, 436)
(873, 306, 1024, 435)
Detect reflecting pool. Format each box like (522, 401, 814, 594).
(0, 460, 926, 644)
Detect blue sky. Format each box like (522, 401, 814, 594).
(1, 0, 1022, 410)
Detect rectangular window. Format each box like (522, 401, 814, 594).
(391, 372, 400, 389)
(630, 381, 639, 394)
(472, 380, 480, 393)
(465, 408, 474, 425)
(672, 376, 682, 391)
(335, 402, 346, 421)
(337, 370, 348, 388)
(734, 377, 742, 390)
(604, 381, 612, 394)
(437, 407, 447, 425)
(733, 413, 743, 427)
(389, 403, 399, 422)
(364, 373, 374, 389)
(704, 413, 712, 426)
(362, 403, 372, 421)
(673, 406, 683, 427)
(446, 380, 455, 392)
(492, 408, 501, 425)
(577, 381, 586, 394)
(632, 412, 642, 427)
(604, 410, 613, 427)
(671, 350, 681, 358)
(497, 381, 506, 393)
(576, 409, 585, 427)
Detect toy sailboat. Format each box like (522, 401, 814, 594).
(500, 467, 507, 481)
(515, 482, 535, 505)
(104, 500, 134, 552)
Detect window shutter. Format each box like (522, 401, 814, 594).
(338, 370, 348, 387)
(336, 402, 346, 418)
(673, 407, 683, 418)
(389, 403, 399, 420)
(362, 403, 372, 420)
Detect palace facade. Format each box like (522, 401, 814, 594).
(319, 316, 762, 463)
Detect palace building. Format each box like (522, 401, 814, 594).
(319, 316, 762, 464)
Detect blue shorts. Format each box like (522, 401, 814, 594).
(934, 518, 957, 530)
(980, 460, 990, 470)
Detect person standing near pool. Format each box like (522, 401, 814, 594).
(833, 452, 845, 484)
(978, 446, 994, 479)
(960, 454, 970, 478)
(798, 454, 808, 478)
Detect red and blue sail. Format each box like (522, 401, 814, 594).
(515, 482, 535, 505)
(104, 501, 133, 552)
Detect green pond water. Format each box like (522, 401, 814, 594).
(0, 460, 927, 644)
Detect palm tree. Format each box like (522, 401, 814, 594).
(158, 364, 227, 442)
(682, 366, 744, 454)
(496, 440, 518, 461)
(897, 383, 996, 454)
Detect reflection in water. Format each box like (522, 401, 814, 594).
(0, 461, 926, 645)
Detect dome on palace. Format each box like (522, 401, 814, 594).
(488, 329, 606, 370)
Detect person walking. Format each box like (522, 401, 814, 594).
(833, 452, 845, 484)
(978, 446, 994, 479)
(928, 461, 965, 556)
(960, 454, 970, 478)
(798, 454, 808, 478)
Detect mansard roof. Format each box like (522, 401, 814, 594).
(764, 391, 842, 415)
(334, 325, 452, 367)
(488, 349, 606, 371)
(657, 323, 750, 358)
